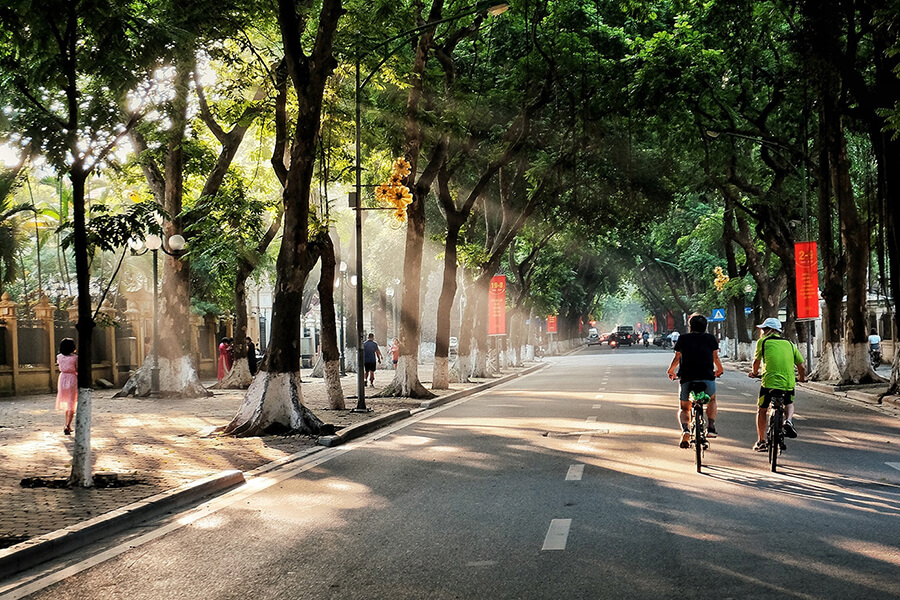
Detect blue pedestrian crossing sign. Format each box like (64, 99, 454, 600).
(710, 308, 726, 322)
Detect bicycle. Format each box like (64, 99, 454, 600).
(764, 388, 789, 473)
(686, 382, 711, 473)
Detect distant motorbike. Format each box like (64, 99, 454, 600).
(870, 347, 882, 370)
(610, 339, 619, 349)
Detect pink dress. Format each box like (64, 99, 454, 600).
(56, 353, 78, 411)
(217, 343, 228, 380)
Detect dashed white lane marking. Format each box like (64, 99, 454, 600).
(824, 432, 850, 443)
(595, 394, 604, 399)
(726, 386, 737, 390)
(592, 404, 602, 409)
(742, 393, 753, 397)
(542, 519, 572, 551)
(886, 463, 900, 472)
(566, 464, 585, 481)
(578, 434, 593, 443)
(586, 416, 598, 423)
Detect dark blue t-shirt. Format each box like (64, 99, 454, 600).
(364, 340, 379, 363)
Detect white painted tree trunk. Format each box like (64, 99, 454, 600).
(343, 347, 357, 373)
(212, 358, 253, 389)
(323, 359, 345, 410)
(453, 353, 473, 383)
(383, 355, 431, 397)
(222, 371, 325, 437)
(812, 341, 845, 381)
(524, 344, 534, 361)
(472, 346, 492, 378)
(736, 342, 753, 362)
(432, 355, 450, 390)
(68, 387, 93, 487)
(116, 355, 209, 398)
(310, 354, 325, 378)
(841, 342, 882, 384)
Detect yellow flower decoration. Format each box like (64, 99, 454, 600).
(376, 157, 413, 223)
(713, 266, 730, 291)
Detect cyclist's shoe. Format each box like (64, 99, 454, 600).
(753, 440, 768, 452)
(706, 424, 717, 438)
(783, 420, 798, 438)
(680, 430, 690, 448)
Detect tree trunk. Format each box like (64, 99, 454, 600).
(69, 167, 93, 488)
(316, 233, 345, 409)
(432, 222, 461, 389)
(213, 263, 254, 389)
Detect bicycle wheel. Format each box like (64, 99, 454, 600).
(769, 409, 781, 472)
(694, 405, 703, 473)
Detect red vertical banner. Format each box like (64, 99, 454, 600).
(795, 242, 819, 319)
(488, 276, 506, 335)
(547, 315, 558, 334)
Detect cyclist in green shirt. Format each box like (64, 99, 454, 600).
(748, 318, 806, 451)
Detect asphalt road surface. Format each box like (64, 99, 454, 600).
(6, 347, 900, 599)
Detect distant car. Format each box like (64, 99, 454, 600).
(616, 325, 635, 346)
(587, 328, 601, 346)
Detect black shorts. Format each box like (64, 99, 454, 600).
(365, 362, 377, 373)
(757, 386, 794, 408)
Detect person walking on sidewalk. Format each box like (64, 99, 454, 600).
(749, 318, 806, 451)
(390, 338, 400, 369)
(667, 314, 724, 448)
(363, 333, 383, 387)
(56, 338, 78, 435)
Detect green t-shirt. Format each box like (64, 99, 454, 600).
(755, 334, 804, 390)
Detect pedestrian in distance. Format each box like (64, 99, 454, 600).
(56, 338, 78, 436)
(363, 333, 383, 387)
(749, 318, 806, 451)
(217, 337, 231, 380)
(246, 337, 258, 375)
(390, 338, 399, 369)
(667, 314, 724, 448)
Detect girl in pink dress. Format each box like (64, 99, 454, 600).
(217, 338, 230, 380)
(56, 338, 78, 435)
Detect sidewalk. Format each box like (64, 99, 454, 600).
(0, 362, 537, 550)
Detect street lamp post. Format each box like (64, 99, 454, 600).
(339, 261, 347, 376)
(351, 1, 509, 410)
(130, 233, 186, 394)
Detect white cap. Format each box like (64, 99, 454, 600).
(756, 317, 782, 332)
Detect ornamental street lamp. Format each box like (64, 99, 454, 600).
(351, 1, 509, 410)
(129, 233, 186, 394)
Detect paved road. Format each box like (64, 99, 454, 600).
(6, 348, 900, 599)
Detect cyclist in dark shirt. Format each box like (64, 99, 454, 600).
(667, 314, 724, 448)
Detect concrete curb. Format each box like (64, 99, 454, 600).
(0, 469, 245, 582)
(419, 362, 550, 411)
(317, 409, 411, 447)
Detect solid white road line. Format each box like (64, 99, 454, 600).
(887, 463, 900, 472)
(542, 519, 572, 551)
(595, 394, 604, 399)
(566, 464, 585, 481)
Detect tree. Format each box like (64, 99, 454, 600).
(1, 0, 162, 486)
(223, 0, 343, 436)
